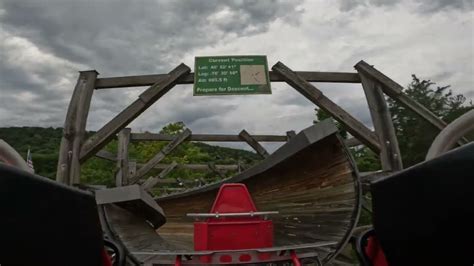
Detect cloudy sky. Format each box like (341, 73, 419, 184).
(0, 0, 473, 150)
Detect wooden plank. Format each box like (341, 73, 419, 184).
(56, 70, 98, 185)
(239, 129, 270, 158)
(79, 63, 190, 162)
(95, 150, 116, 161)
(141, 161, 178, 190)
(358, 72, 403, 171)
(354, 60, 447, 130)
(115, 128, 131, 186)
(130, 133, 288, 142)
(207, 162, 225, 178)
(130, 129, 191, 183)
(95, 71, 361, 89)
(272, 61, 381, 153)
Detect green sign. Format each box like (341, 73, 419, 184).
(193, 55, 271, 96)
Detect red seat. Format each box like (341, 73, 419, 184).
(193, 183, 273, 251)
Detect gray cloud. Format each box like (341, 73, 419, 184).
(0, 0, 303, 131)
(338, 0, 473, 13)
(0, 0, 471, 156)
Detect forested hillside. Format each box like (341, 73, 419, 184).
(0, 125, 261, 191)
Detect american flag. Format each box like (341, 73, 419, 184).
(26, 149, 34, 171)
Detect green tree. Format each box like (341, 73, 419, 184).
(314, 108, 348, 139)
(389, 75, 473, 166)
(160, 121, 186, 135)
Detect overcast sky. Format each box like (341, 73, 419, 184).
(0, 0, 473, 150)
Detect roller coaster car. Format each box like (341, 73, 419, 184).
(354, 143, 474, 266)
(0, 163, 111, 266)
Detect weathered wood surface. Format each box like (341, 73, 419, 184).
(207, 162, 225, 178)
(130, 129, 191, 184)
(273, 61, 381, 153)
(239, 129, 270, 158)
(56, 70, 98, 185)
(95, 71, 361, 89)
(104, 121, 361, 264)
(141, 161, 178, 190)
(115, 128, 131, 186)
(358, 72, 403, 171)
(79, 64, 190, 163)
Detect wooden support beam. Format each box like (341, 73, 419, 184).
(141, 161, 178, 190)
(95, 71, 361, 89)
(130, 133, 288, 142)
(239, 129, 270, 158)
(95, 150, 116, 161)
(79, 63, 190, 162)
(129, 129, 191, 183)
(272, 61, 381, 153)
(128, 161, 137, 177)
(358, 72, 403, 171)
(208, 162, 225, 178)
(115, 128, 131, 186)
(56, 70, 98, 185)
(354, 60, 447, 130)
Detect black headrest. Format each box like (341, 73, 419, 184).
(0, 164, 103, 266)
(371, 143, 474, 266)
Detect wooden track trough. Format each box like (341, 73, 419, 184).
(103, 120, 361, 264)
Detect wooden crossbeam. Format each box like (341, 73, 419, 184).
(130, 133, 288, 142)
(95, 150, 116, 161)
(129, 129, 191, 183)
(358, 72, 403, 171)
(79, 63, 190, 163)
(208, 162, 225, 178)
(355, 60, 447, 130)
(115, 128, 131, 186)
(272, 61, 381, 153)
(95, 71, 361, 89)
(239, 129, 270, 158)
(141, 161, 178, 190)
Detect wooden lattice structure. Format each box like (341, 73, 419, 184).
(56, 60, 450, 187)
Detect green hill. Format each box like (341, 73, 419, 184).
(0, 126, 260, 190)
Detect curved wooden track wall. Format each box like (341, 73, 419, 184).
(103, 121, 361, 264)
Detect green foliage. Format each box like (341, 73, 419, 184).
(159, 121, 186, 135)
(0, 123, 260, 193)
(389, 75, 473, 166)
(314, 108, 348, 139)
(352, 147, 381, 172)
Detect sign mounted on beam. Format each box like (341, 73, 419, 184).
(194, 55, 271, 96)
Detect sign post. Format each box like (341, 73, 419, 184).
(194, 55, 271, 96)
